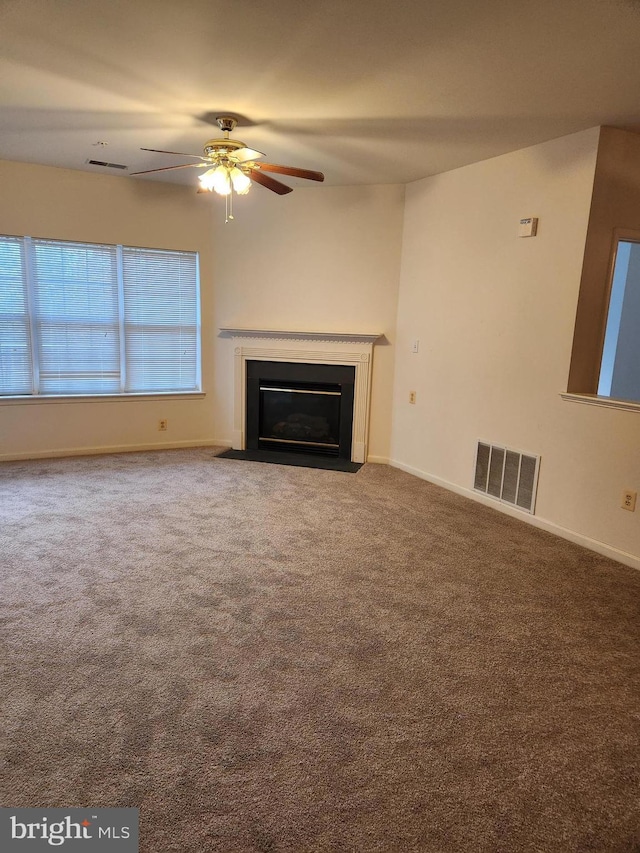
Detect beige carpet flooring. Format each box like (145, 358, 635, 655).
(1, 448, 639, 852)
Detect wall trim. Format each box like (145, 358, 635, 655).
(0, 439, 225, 463)
(560, 391, 640, 413)
(0, 392, 206, 407)
(366, 455, 389, 465)
(389, 457, 640, 572)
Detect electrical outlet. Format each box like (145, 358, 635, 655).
(409, 391, 416, 404)
(158, 419, 168, 432)
(621, 489, 637, 511)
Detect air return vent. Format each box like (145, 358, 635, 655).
(473, 441, 540, 514)
(86, 159, 128, 170)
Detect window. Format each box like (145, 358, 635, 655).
(0, 236, 200, 397)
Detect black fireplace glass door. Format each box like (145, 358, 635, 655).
(260, 385, 341, 452)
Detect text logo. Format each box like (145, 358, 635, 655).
(0, 809, 138, 851)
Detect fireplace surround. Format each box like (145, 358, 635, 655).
(220, 328, 381, 463)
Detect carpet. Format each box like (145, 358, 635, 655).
(1, 448, 639, 852)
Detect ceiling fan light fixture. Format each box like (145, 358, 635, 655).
(211, 164, 231, 195)
(229, 167, 251, 195)
(134, 115, 324, 222)
(198, 168, 216, 191)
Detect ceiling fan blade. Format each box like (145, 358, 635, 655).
(130, 163, 207, 176)
(247, 168, 293, 195)
(256, 163, 324, 182)
(233, 147, 265, 163)
(141, 147, 205, 160)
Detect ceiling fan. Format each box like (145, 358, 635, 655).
(130, 116, 325, 221)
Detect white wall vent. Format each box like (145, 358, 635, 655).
(473, 441, 540, 514)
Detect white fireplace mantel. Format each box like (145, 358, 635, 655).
(219, 328, 381, 345)
(220, 328, 383, 463)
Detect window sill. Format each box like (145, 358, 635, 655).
(0, 391, 206, 406)
(560, 392, 640, 413)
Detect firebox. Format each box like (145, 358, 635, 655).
(246, 361, 355, 460)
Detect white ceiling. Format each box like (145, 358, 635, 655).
(2, 0, 640, 190)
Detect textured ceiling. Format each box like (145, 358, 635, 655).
(2, 0, 640, 189)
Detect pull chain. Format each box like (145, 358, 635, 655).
(225, 188, 235, 223)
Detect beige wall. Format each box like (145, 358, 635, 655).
(390, 127, 640, 565)
(210, 184, 405, 461)
(0, 159, 216, 459)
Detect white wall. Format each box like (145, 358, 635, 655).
(390, 127, 640, 565)
(210, 183, 405, 461)
(0, 159, 216, 459)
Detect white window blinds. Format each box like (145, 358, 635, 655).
(0, 236, 200, 398)
(0, 236, 32, 395)
(123, 247, 199, 393)
(32, 239, 121, 395)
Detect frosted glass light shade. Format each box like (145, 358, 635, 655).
(211, 165, 231, 195)
(230, 167, 251, 195)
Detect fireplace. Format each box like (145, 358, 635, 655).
(220, 328, 381, 464)
(246, 361, 355, 460)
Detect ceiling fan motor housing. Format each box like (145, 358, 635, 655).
(204, 118, 248, 159)
(203, 138, 247, 157)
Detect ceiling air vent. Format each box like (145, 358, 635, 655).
(86, 159, 128, 170)
(474, 441, 540, 514)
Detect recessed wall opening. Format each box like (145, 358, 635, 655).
(597, 236, 640, 403)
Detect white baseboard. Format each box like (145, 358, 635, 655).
(389, 458, 640, 572)
(0, 439, 228, 463)
(212, 439, 232, 450)
(366, 455, 390, 465)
